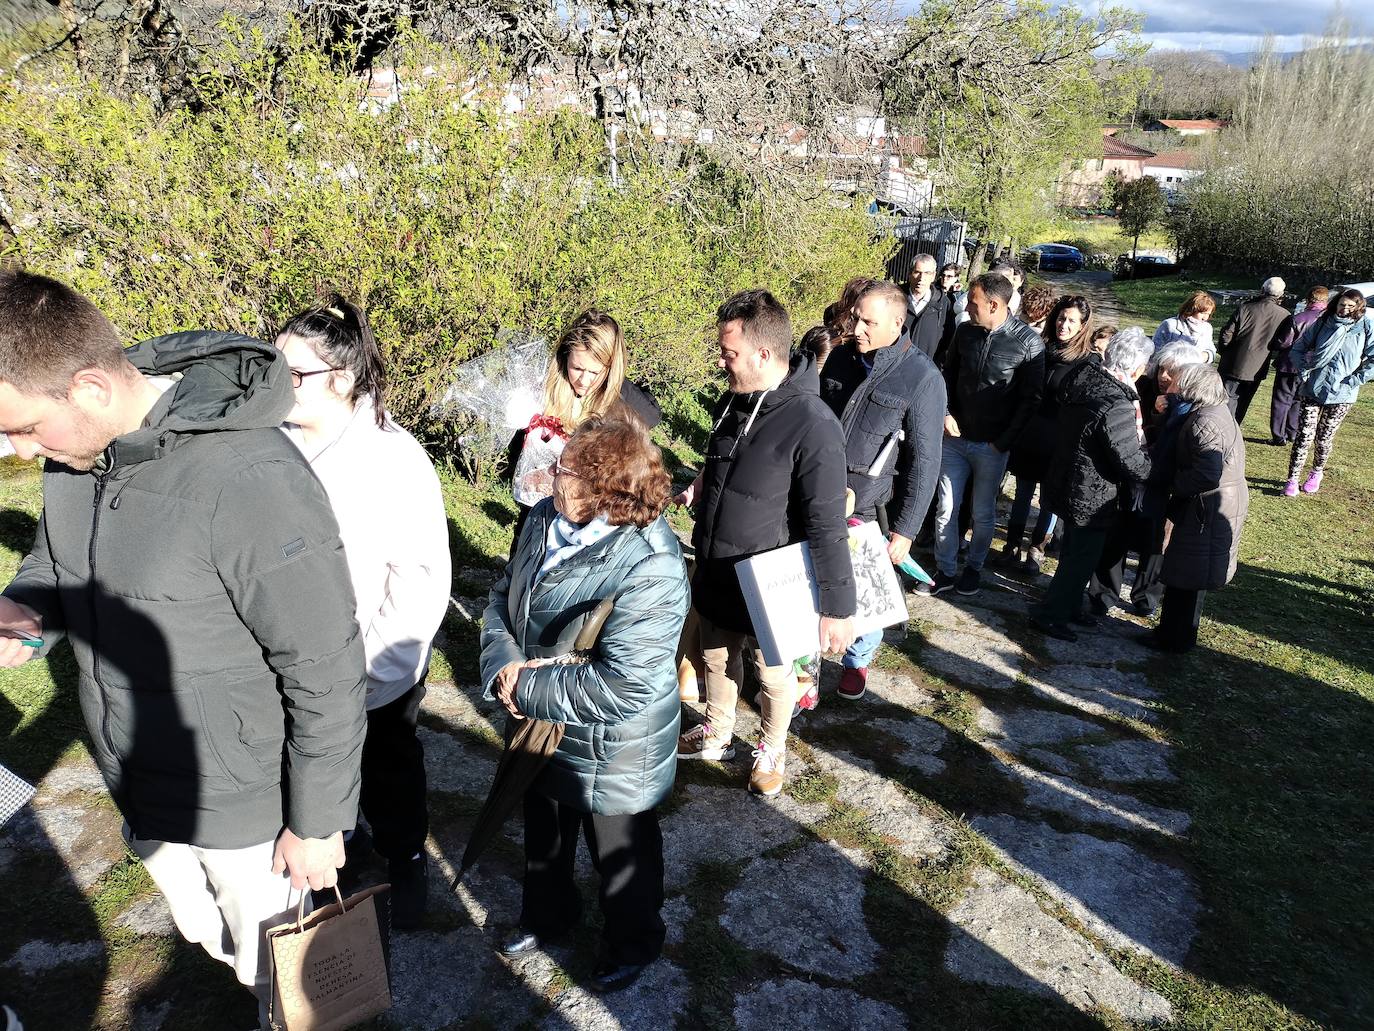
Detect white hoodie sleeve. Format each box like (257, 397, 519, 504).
(359, 446, 452, 706)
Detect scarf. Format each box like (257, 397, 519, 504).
(540, 512, 617, 577)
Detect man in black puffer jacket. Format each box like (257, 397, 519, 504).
(1031, 333, 1154, 640)
(0, 271, 365, 1023)
(821, 280, 945, 701)
(675, 290, 855, 797)
(926, 273, 1045, 597)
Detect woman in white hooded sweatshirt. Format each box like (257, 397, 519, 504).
(276, 295, 451, 928)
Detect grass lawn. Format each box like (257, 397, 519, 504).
(1046, 216, 1173, 259)
(1154, 387, 1374, 1030)
(1110, 270, 1258, 333)
(2, 378, 1372, 1028)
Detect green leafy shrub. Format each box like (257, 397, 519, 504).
(0, 22, 884, 430)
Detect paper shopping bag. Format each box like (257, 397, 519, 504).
(267, 883, 392, 1031)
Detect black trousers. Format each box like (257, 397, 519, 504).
(1034, 523, 1108, 624)
(360, 680, 429, 863)
(1223, 376, 1264, 426)
(1088, 511, 1165, 612)
(1270, 372, 1302, 442)
(1158, 586, 1206, 651)
(520, 789, 666, 966)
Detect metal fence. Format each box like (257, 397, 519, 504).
(871, 210, 968, 283)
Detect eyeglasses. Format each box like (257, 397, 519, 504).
(550, 461, 582, 480)
(290, 368, 337, 388)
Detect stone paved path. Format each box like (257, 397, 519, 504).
(0, 554, 1198, 1029)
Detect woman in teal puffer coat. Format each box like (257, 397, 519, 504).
(480, 415, 688, 994)
(1285, 288, 1374, 496)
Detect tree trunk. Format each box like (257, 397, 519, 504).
(51, 0, 89, 77)
(968, 241, 989, 280)
(1132, 231, 1140, 262)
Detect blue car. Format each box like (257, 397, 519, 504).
(1024, 243, 1084, 272)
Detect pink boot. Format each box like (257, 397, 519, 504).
(1301, 469, 1324, 494)
(1283, 479, 1299, 497)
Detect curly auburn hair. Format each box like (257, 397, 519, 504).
(561, 416, 672, 527)
(1020, 284, 1058, 326)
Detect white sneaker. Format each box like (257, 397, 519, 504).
(677, 723, 735, 760)
(748, 743, 785, 796)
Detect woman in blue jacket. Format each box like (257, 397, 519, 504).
(480, 417, 689, 994)
(1285, 289, 1374, 496)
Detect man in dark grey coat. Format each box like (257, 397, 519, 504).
(1217, 277, 1291, 425)
(821, 280, 945, 700)
(0, 271, 366, 1022)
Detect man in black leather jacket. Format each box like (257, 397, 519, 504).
(821, 281, 946, 700)
(924, 273, 1045, 597)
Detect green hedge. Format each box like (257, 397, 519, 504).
(0, 24, 885, 427)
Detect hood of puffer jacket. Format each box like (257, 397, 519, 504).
(111, 331, 295, 470)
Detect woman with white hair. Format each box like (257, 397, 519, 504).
(1031, 332, 1154, 641)
(1088, 335, 1208, 617)
(1152, 363, 1248, 651)
(1137, 342, 1208, 431)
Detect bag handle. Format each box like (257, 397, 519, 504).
(295, 884, 347, 931)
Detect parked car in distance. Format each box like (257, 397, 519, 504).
(1115, 253, 1178, 279)
(1024, 243, 1084, 271)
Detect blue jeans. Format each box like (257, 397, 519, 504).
(1006, 475, 1057, 551)
(934, 437, 1010, 576)
(843, 629, 884, 669)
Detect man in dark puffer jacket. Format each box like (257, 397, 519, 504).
(0, 271, 365, 1024)
(675, 290, 855, 797)
(1031, 333, 1154, 640)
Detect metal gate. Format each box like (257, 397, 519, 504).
(873, 211, 968, 283)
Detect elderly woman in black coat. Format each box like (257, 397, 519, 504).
(1030, 332, 1154, 641)
(1150, 364, 1249, 652)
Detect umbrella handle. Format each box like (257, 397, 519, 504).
(572, 597, 615, 652)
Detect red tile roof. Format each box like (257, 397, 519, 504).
(1155, 119, 1228, 131)
(1143, 149, 1198, 169)
(1102, 136, 1155, 159)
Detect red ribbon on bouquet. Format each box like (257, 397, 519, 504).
(527, 414, 566, 442)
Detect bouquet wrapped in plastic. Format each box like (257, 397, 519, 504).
(511, 415, 568, 507)
(430, 329, 550, 473)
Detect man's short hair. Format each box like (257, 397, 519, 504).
(1308, 285, 1330, 305)
(0, 269, 126, 398)
(912, 253, 937, 270)
(969, 273, 1014, 305)
(989, 259, 1023, 279)
(717, 289, 792, 360)
(861, 280, 907, 316)
(1262, 276, 1286, 297)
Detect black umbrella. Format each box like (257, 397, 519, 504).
(455, 597, 615, 882)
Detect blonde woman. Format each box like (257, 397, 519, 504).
(1153, 291, 1218, 361)
(509, 310, 660, 540)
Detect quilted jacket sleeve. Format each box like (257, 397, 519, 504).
(515, 552, 689, 727)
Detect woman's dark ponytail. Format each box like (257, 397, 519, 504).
(278, 292, 388, 427)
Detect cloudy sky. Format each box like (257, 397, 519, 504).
(1118, 0, 1374, 54)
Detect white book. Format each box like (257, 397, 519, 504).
(735, 520, 908, 667)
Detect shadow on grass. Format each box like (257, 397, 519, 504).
(1159, 638, 1374, 1030)
(1212, 561, 1374, 676)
